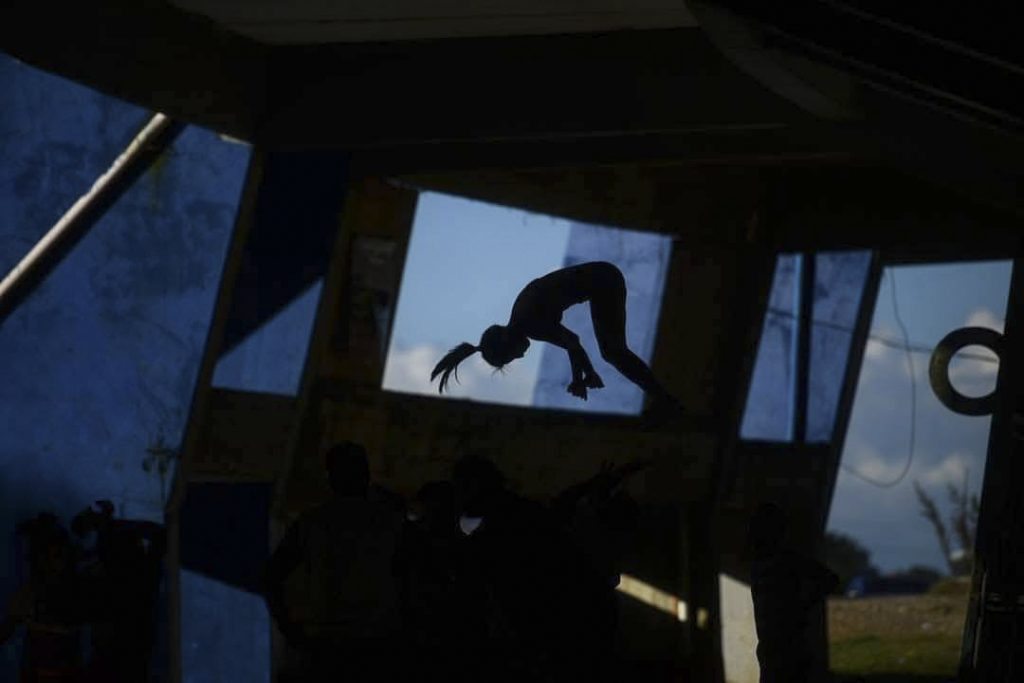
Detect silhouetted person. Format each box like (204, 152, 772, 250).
(1, 513, 85, 683)
(749, 503, 838, 683)
(430, 261, 679, 413)
(550, 460, 650, 681)
(400, 481, 470, 680)
(263, 442, 404, 683)
(551, 459, 650, 586)
(452, 454, 602, 682)
(71, 500, 166, 683)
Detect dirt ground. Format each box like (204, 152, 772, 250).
(829, 594, 968, 641)
(828, 594, 969, 680)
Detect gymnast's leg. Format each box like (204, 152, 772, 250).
(588, 265, 676, 404)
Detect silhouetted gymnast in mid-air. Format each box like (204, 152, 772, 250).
(431, 261, 679, 411)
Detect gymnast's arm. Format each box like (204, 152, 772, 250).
(528, 323, 595, 383)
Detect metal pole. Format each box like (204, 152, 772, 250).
(0, 113, 183, 324)
(794, 251, 815, 443)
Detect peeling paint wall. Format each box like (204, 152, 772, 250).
(0, 55, 250, 678)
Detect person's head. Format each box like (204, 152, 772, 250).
(324, 441, 370, 497)
(479, 325, 529, 368)
(452, 454, 506, 517)
(748, 502, 787, 558)
(18, 513, 73, 580)
(71, 499, 115, 538)
(430, 326, 529, 394)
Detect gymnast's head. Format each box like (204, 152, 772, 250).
(430, 325, 530, 393)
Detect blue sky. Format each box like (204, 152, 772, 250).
(383, 191, 572, 404)
(382, 191, 670, 413)
(828, 260, 1011, 573)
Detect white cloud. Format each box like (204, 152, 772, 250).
(863, 338, 890, 362)
(920, 451, 973, 487)
(863, 323, 899, 362)
(862, 338, 917, 381)
(943, 308, 1002, 384)
(948, 351, 1000, 384)
(381, 344, 442, 396)
(841, 445, 906, 485)
(964, 307, 1004, 333)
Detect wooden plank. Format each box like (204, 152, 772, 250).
(190, 389, 297, 481)
(162, 150, 266, 683)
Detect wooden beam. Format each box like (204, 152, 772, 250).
(0, 114, 183, 325)
(263, 29, 810, 147)
(349, 125, 858, 176)
(163, 151, 267, 683)
(3, 0, 268, 141)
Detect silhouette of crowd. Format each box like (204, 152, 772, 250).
(1, 503, 166, 682)
(1, 442, 842, 683)
(263, 441, 646, 683)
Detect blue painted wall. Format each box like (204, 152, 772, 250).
(0, 54, 251, 678)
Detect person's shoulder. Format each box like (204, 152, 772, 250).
(291, 500, 338, 529)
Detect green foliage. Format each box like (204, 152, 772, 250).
(824, 531, 877, 593)
(831, 633, 960, 677)
(898, 565, 944, 585)
(928, 577, 971, 596)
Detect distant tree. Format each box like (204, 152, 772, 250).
(823, 531, 877, 593)
(913, 468, 979, 577)
(947, 471, 980, 575)
(913, 481, 954, 574)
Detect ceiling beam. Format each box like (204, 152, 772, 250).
(3, 4, 817, 151)
(262, 28, 812, 147)
(3, 0, 268, 141)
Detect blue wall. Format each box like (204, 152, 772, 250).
(0, 54, 251, 677)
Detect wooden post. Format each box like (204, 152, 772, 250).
(163, 150, 266, 683)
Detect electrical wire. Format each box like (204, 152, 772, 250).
(759, 268, 1000, 488)
(765, 308, 999, 363)
(839, 269, 918, 488)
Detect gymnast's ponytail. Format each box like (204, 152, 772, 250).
(430, 342, 479, 394)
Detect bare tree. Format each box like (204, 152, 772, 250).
(947, 468, 979, 574)
(914, 480, 955, 575)
(914, 468, 979, 576)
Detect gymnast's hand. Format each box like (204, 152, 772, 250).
(567, 379, 589, 400)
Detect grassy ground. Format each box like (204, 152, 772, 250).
(828, 593, 968, 682)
